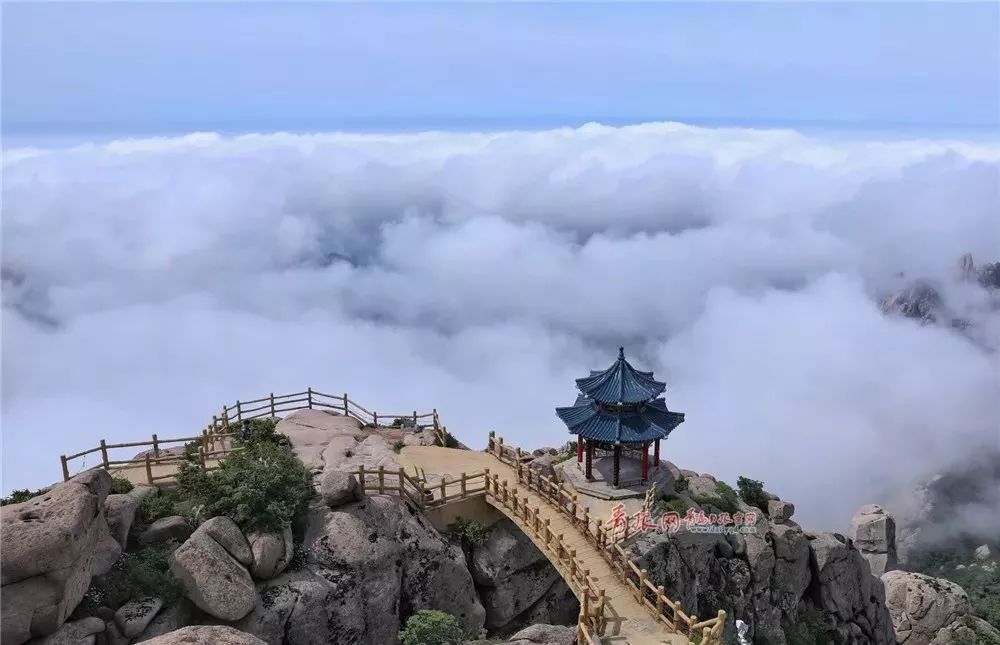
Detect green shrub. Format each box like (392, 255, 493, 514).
(692, 481, 740, 514)
(175, 440, 313, 533)
(910, 546, 1000, 628)
(393, 440, 406, 454)
(138, 490, 179, 524)
(737, 476, 769, 513)
(110, 476, 134, 495)
(399, 609, 464, 645)
(448, 517, 492, 546)
(231, 418, 291, 449)
(659, 497, 693, 516)
(0, 488, 46, 506)
(79, 544, 183, 611)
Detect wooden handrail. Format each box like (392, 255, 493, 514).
(485, 433, 727, 644)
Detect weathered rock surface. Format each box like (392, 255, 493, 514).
(169, 531, 255, 621)
(195, 517, 252, 566)
(103, 494, 139, 548)
(1, 470, 121, 644)
(767, 500, 795, 524)
(287, 495, 485, 644)
(470, 519, 578, 632)
(132, 600, 202, 644)
(247, 528, 293, 580)
(114, 598, 163, 638)
(141, 625, 266, 645)
(25, 617, 105, 645)
(506, 623, 576, 645)
(881, 570, 1000, 645)
(319, 470, 362, 509)
(274, 409, 362, 473)
(851, 504, 898, 576)
(140, 516, 192, 546)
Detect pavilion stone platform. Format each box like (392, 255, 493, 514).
(560, 454, 676, 501)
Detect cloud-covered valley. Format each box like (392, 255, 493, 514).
(2, 122, 998, 530)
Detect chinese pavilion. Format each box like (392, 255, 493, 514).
(555, 347, 685, 487)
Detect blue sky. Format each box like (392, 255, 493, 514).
(2, 2, 999, 133)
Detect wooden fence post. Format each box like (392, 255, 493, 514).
(99, 440, 109, 470)
(211, 418, 218, 450)
(358, 465, 366, 494)
(343, 393, 348, 415)
(412, 410, 417, 426)
(236, 400, 242, 421)
(373, 411, 378, 427)
(145, 453, 153, 484)
(222, 406, 229, 431)
(460, 472, 467, 496)
(307, 387, 313, 409)
(656, 585, 664, 618)
(440, 476, 447, 503)
(432, 409, 438, 431)
(638, 569, 647, 602)
(152, 433, 160, 458)
(60, 455, 70, 482)
(378, 466, 385, 494)
(596, 519, 603, 549)
(488, 430, 495, 452)
(269, 393, 275, 417)
(398, 467, 405, 495)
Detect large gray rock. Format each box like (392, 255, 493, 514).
(507, 623, 576, 645)
(140, 516, 192, 546)
(1, 470, 121, 644)
(470, 519, 578, 631)
(880, 570, 1000, 645)
(25, 617, 105, 645)
(141, 626, 266, 645)
(319, 471, 362, 509)
(767, 500, 795, 524)
(195, 517, 252, 566)
(104, 494, 139, 548)
(169, 530, 255, 621)
(770, 523, 811, 613)
(851, 504, 897, 576)
(808, 532, 895, 645)
(296, 494, 485, 644)
(247, 528, 293, 580)
(114, 598, 163, 638)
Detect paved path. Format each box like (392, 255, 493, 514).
(399, 447, 688, 645)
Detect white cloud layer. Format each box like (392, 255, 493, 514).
(3, 122, 999, 530)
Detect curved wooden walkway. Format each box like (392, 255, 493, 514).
(397, 446, 711, 645)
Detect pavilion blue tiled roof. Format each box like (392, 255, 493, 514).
(556, 347, 684, 444)
(574, 347, 666, 404)
(555, 398, 684, 443)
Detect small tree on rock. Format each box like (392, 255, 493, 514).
(398, 609, 464, 645)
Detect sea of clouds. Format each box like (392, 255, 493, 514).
(2, 121, 998, 530)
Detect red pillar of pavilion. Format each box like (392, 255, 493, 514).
(641, 442, 649, 481)
(653, 438, 660, 469)
(577, 435, 584, 463)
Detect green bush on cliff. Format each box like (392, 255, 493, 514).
(448, 517, 491, 546)
(692, 481, 740, 515)
(175, 439, 313, 533)
(737, 476, 769, 513)
(78, 543, 182, 612)
(399, 609, 464, 645)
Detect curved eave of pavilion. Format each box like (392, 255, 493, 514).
(575, 352, 666, 404)
(555, 398, 684, 444)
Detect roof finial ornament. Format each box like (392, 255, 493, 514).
(618, 346, 625, 359)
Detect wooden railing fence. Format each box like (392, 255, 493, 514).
(59, 388, 451, 483)
(486, 432, 727, 645)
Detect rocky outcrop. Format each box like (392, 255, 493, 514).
(470, 519, 578, 633)
(25, 617, 105, 645)
(196, 517, 252, 566)
(140, 516, 193, 546)
(242, 494, 486, 645)
(630, 507, 894, 645)
(881, 570, 1000, 645)
(851, 504, 898, 576)
(1, 470, 121, 644)
(169, 530, 255, 621)
(141, 625, 266, 645)
(114, 598, 163, 638)
(506, 623, 576, 645)
(104, 494, 139, 548)
(247, 528, 293, 580)
(319, 470, 362, 509)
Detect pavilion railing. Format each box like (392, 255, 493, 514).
(486, 432, 727, 645)
(59, 388, 452, 483)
